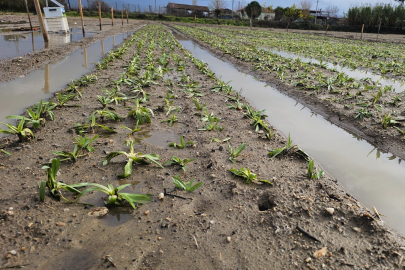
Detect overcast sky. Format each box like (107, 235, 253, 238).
(72, 0, 400, 17)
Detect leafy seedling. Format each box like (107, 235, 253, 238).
(210, 137, 231, 145)
(169, 136, 194, 149)
(193, 98, 206, 110)
(127, 99, 154, 124)
(161, 110, 179, 127)
(1, 149, 11, 156)
(164, 156, 195, 171)
(307, 159, 324, 179)
(73, 134, 99, 152)
(121, 120, 141, 134)
(228, 142, 246, 163)
(103, 138, 163, 178)
(172, 175, 203, 192)
(268, 134, 296, 158)
(39, 158, 90, 202)
(78, 183, 151, 209)
(0, 119, 34, 141)
(230, 167, 272, 185)
(199, 112, 222, 131)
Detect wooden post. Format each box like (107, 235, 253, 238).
(325, 24, 329, 35)
(377, 19, 381, 40)
(78, 0, 85, 36)
(250, 18, 252, 29)
(121, 10, 123, 25)
(361, 24, 364, 40)
(111, 7, 114, 26)
(98, 2, 102, 30)
(286, 21, 289, 32)
(44, 64, 50, 94)
(84, 48, 88, 69)
(23, 0, 33, 31)
(101, 40, 104, 55)
(195, 14, 196, 27)
(33, 0, 49, 43)
(126, 10, 128, 24)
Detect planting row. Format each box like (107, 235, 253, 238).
(199, 26, 405, 79)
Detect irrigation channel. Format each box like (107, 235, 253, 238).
(260, 47, 405, 93)
(0, 28, 96, 60)
(0, 31, 132, 126)
(172, 30, 405, 236)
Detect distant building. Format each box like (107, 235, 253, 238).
(236, 7, 275, 20)
(219, 8, 233, 19)
(166, 3, 209, 17)
(309, 10, 339, 24)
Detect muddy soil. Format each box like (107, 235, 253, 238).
(0, 13, 146, 82)
(0, 22, 405, 270)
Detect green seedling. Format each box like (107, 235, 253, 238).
(39, 158, 90, 202)
(193, 98, 206, 110)
(355, 108, 372, 121)
(53, 145, 85, 162)
(228, 142, 246, 163)
(161, 110, 179, 127)
(88, 108, 122, 123)
(0, 119, 34, 141)
(127, 99, 154, 124)
(379, 113, 400, 129)
(1, 149, 11, 156)
(210, 137, 231, 145)
(73, 134, 99, 152)
(164, 156, 196, 171)
(199, 112, 222, 131)
(103, 138, 163, 178)
(78, 183, 151, 209)
(57, 92, 79, 107)
(307, 159, 324, 179)
(32, 100, 56, 120)
(227, 99, 245, 110)
(172, 175, 203, 192)
(268, 134, 296, 158)
(97, 95, 114, 108)
(230, 167, 272, 185)
(7, 100, 51, 129)
(388, 96, 402, 107)
(169, 136, 194, 149)
(121, 120, 141, 134)
(164, 99, 180, 116)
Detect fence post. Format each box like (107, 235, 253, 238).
(126, 10, 128, 24)
(78, 0, 85, 35)
(361, 24, 364, 40)
(33, 0, 49, 43)
(24, 0, 33, 31)
(325, 24, 329, 35)
(377, 20, 381, 40)
(121, 10, 124, 25)
(98, 2, 102, 30)
(195, 14, 196, 27)
(111, 7, 114, 26)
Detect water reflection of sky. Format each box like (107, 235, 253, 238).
(0, 28, 96, 60)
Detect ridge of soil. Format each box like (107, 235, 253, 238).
(0, 21, 404, 270)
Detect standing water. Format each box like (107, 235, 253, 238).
(176, 33, 405, 236)
(0, 33, 129, 125)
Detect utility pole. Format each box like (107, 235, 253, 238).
(315, 0, 319, 24)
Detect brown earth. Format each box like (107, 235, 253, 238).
(0, 17, 405, 270)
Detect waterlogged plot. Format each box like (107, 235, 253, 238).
(174, 25, 405, 157)
(1, 22, 404, 269)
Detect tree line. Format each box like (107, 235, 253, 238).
(347, 3, 405, 29)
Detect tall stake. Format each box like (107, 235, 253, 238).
(194, 14, 196, 27)
(325, 24, 329, 35)
(361, 24, 364, 40)
(126, 10, 128, 24)
(377, 19, 382, 40)
(78, 0, 85, 36)
(98, 2, 102, 30)
(121, 10, 123, 25)
(33, 0, 49, 43)
(111, 7, 114, 26)
(24, 0, 33, 31)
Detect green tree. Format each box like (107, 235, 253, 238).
(274, 6, 286, 21)
(284, 4, 303, 31)
(245, 1, 262, 28)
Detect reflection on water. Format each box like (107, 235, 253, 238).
(0, 28, 96, 60)
(179, 37, 405, 236)
(0, 33, 126, 126)
(135, 129, 178, 148)
(260, 47, 405, 93)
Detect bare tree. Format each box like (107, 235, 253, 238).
(192, 0, 198, 6)
(209, 0, 227, 17)
(300, 0, 312, 19)
(325, 4, 339, 17)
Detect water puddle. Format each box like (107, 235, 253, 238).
(0, 28, 97, 60)
(135, 129, 178, 148)
(260, 47, 405, 93)
(0, 33, 128, 125)
(177, 35, 405, 236)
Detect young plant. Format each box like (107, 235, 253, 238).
(307, 159, 324, 180)
(199, 112, 222, 131)
(210, 137, 231, 145)
(172, 175, 203, 192)
(121, 120, 141, 134)
(103, 138, 163, 178)
(73, 134, 99, 152)
(168, 136, 194, 149)
(193, 98, 206, 110)
(127, 99, 154, 124)
(39, 158, 89, 202)
(228, 142, 246, 163)
(0, 119, 34, 141)
(57, 92, 79, 107)
(379, 113, 399, 129)
(88, 108, 122, 123)
(164, 156, 195, 171)
(268, 134, 296, 158)
(78, 183, 151, 209)
(355, 108, 372, 121)
(1, 149, 11, 156)
(161, 110, 179, 127)
(230, 167, 272, 185)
